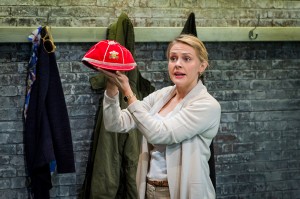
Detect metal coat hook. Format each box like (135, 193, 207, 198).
(248, 14, 260, 40)
(46, 11, 52, 26)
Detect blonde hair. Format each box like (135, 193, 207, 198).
(166, 34, 209, 64)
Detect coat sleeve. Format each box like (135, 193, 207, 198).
(102, 91, 137, 132)
(127, 92, 221, 145)
(103, 88, 221, 145)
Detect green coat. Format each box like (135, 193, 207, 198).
(80, 13, 154, 199)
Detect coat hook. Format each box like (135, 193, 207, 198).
(248, 14, 260, 40)
(46, 11, 51, 26)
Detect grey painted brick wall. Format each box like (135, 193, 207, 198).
(0, 41, 299, 198)
(1, 0, 300, 199)
(1, 0, 300, 27)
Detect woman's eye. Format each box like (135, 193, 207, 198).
(184, 57, 191, 61)
(170, 57, 177, 62)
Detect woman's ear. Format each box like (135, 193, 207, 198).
(199, 61, 208, 74)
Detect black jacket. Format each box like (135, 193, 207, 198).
(24, 38, 75, 198)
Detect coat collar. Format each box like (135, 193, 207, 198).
(152, 81, 207, 114)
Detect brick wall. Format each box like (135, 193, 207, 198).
(0, 0, 300, 199)
(1, 41, 299, 199)
(206, 42, 300, 198)
(1, 0, 300, 27)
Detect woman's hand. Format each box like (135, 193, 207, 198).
(97, 68, 131, 98)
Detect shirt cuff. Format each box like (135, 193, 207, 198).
(127, 99, 141, 113)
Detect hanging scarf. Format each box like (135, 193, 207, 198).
(24, 26, 42, 119)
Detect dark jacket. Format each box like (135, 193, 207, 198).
(24, 36, 75, 198)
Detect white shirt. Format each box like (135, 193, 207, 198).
(147, 112, 172, 180)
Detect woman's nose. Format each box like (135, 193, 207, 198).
(175, 59, 182, 68)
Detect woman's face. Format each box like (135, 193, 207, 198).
(168, 42, 207, 91)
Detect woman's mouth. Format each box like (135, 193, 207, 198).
(174, 72, 186, 78)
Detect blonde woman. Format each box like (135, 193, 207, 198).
(100, 34, 221, 199)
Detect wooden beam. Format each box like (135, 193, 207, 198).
(0, 27, 299, 43)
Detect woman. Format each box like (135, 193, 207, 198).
(100, 34, 221, 199)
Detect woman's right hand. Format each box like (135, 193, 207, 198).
(97, 68, 132, 98)
(96, 68, 119, 97)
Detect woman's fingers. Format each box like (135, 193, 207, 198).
(98, 68, 117, 78)
(97, 69, 129, 92)
(115, 71, 124, 76)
